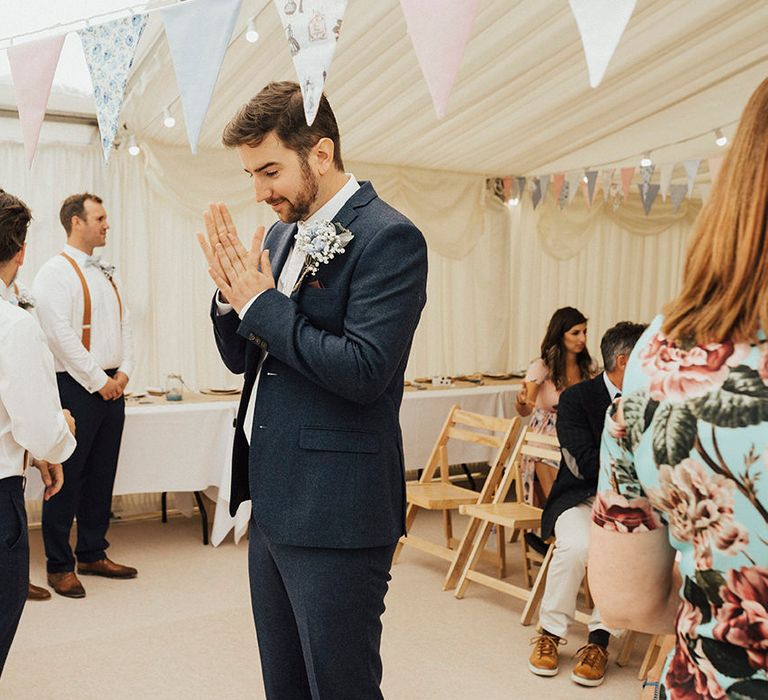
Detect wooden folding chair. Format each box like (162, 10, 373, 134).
(448, 430, 561, 604)
(393, 406, 521, 573)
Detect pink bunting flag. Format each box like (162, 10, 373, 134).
(400, 0, 480, 118)
(552, 173, 565, 203)
(708, 157, 724, 185)
(7, 34, 65, 169)
(620, 167, 635, 199)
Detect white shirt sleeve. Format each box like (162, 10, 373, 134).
(33, 264, 109, 394)
(0, 314, 76, 464)
(114, 272, 135, 379)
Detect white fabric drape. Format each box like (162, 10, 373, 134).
(2, 140, 694, 391)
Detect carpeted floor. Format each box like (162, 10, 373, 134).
(3, 510, 647, 699)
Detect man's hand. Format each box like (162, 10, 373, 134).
(196, 203, 274, 314)
(114, 371, 129, 391)
(32, 459, 64, 501)
(62, 408, 76, 436)
(98, 377, 123, 401)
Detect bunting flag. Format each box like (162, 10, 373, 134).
(708, 156, 724, 185)
(274, 0, 348, 125)
(601, 169, 614, 201)
(669, 184, 687, 213)
(7, 34, 65, 169)
(516, 176, 526, 201)
(620, 167, 634, 199)
(659, 162, 674, 201)
(539, 174, 550, 202)
(399, 0, 480, 118)
(640, 183, 660, 215)
(501, 176, 512, 200)
(559, 180, 570, 210)
(568, 0, 636, 87)
(531, 178, 542, 209)
(639, 163, 655, 186)
(552, 173, 565, 203)
(584, 170, 598, 205)
(79, 14, 147, 162)
(566, 171, 581, 204)
(161, 0, 242, 153)
(683, 159, 700, 196)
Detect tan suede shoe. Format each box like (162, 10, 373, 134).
(47, 572, 86, 599)
(27, 582, 51, 601)
(529, 633, 564, 676)
(77, 558, 137, 579)
(571, 643, 609, 686)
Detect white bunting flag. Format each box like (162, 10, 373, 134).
(669, 184, 687, 213)
(683, 159, 700, 196)
(659, 162, 674, 201)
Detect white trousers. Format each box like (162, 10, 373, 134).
(538, 500, 621, 639)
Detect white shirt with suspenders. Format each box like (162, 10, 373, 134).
(32, 244, 134, 393)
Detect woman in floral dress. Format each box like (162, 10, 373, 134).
(516, 306, 595, 504)
(588, 78, 768, 700)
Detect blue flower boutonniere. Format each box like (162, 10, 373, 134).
(292, 220, 354, 294)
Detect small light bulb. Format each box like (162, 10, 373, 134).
(640, 152, 652, 167)
(582, 175, 588, 184)
(715, 129, 727, 147)
(246, 18, 259, 43)
(127, 134, 140, 156)
(507, 197, 520, 208)
(163, 108, 176, 129)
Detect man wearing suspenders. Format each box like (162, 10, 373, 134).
(33, 193, 136, 598)
(0, 189, 76, 673)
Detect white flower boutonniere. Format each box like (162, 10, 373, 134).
(292, 220, 354, 294)
(15, 289, 35, 310)
(86, 256, 116, 281)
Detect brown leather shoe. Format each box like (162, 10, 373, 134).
(27, 582, 51, 601)
(47, 572, 86, 599)
(529, 633, 565, 676)
(571, 643, 609, 686)
(77, 558, 137, 579)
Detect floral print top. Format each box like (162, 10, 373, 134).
(593, 315, 768, 700)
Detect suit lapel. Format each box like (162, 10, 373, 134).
(267, 224, 296, 284)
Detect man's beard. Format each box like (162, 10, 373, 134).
(278, 159, 319, 223)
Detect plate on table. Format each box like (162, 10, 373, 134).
(146, 386, 166, 396)
(482, 372, 514, 380)
(200, 387, 241, 396)
(124, 391, 146, 399)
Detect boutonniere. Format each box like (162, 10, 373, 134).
(15, 290, 35, 310)
(86, 256, 116, 281)
(292, 220, 354, 294)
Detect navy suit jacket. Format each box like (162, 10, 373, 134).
(541, 373, 611, 540)
(211, 182, 428, 549)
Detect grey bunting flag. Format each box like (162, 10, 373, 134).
(585, 170, 598, 205)
(532, 179, 542, 209)
(539, 174, 550, 202)
(640, 183, 660, 215)
(669, 184, 687, 213)
(516, 176, 527, 201)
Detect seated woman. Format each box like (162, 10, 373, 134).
(588, 77, 768, 700)
(516, 306, 595, 505)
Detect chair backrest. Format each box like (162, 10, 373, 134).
(418, 406, 521, 496)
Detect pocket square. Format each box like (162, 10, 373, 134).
(307, 279, 324, 289)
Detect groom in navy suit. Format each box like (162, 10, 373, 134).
(198, 82, 428, 699)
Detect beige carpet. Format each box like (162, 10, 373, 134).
(3, 511, 647, 699)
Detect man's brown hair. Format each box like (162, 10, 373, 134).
(59, 193, 103, 236)
(0, 189, 32, 263)
(222, 81, 344, 170)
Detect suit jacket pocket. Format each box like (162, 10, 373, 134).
(299, 427, 380, 454)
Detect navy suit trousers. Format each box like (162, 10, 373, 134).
(0, 477, 28, 676)
(43, 371, 124, 573)
(249, 519, 396, 700)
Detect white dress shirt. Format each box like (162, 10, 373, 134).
(0, 288, 76, 479)
(32, 244, 135, 393)
(218, 174, 360, 443)
(603, 372, 621, 400)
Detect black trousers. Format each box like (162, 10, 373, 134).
(0, 477, 28, 676)
(249, 519, 396, 700)
(42, 371, 125, 573)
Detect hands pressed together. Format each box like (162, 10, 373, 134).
(196, 203, 275, 314)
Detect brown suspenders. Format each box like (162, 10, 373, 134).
(59, 252, 123, 351)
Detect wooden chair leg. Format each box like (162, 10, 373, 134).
(616, 631, 637, 667)
(444, 515, 483, 591)
(455, 521, 495, 599)
(521, 536, 533, 587)
(496, 525, 506, 578)
(443, 509, 453, 548)
(521, 544, 554, 625)
(393, 504, 419, 564)
(638, 634, 662, 679)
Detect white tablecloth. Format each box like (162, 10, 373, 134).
(25, 398, 239, 546)
(26, 383, 519, 547)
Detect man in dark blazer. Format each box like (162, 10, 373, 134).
(529, 322, 646, 688)
(197, 82, 427, 699)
